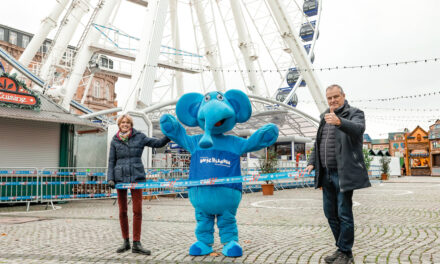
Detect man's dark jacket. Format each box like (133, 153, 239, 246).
(308, 101, 371, 192)
(107, 128, 170, 183)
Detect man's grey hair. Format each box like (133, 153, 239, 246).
(326, 84, 344, 95)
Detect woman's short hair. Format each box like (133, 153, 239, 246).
(117, 114, 134, 127)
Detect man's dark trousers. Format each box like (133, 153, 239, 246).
(322, 168, 354, 256)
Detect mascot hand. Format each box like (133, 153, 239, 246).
(259, 123, 279, 144)
(160, 114, 179, 135)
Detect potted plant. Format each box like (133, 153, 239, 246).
(380, 156, 391, 180)
(258, 150, 278, 195)
(363, 148, 373, 176)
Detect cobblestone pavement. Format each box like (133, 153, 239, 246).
(1, 176, 440, 263)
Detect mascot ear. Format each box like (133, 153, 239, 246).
(176, 93, 203, 127)
(225, 89, 252, 123)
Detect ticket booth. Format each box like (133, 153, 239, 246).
(405, 126, 430, 176)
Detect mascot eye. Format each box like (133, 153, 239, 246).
(216, 94, 224, 101)
(204, 94, 211, 102)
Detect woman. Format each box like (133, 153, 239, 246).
(107, 114, 170, 255)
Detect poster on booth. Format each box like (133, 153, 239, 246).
(410, 149, 429, 168)
(0, 72, 40, 110)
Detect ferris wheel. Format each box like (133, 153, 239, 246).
(13, 0, 326, 121)
(132, 0, 326, 113)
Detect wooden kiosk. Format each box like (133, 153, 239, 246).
(405, 126, 430, 176)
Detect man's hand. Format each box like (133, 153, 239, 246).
(107, 180, 115, 189)
(324, 107, 341, 126)
(305, 165, 314, 175)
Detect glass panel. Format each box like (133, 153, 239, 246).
(106, 84, 111, 100)
(22, 35, 30, 48)
(9, 31, 17, 45)
(93, 81, 101, 98)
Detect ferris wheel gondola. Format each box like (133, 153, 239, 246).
(303, 0, 319, 17)
(276, 87, 299, 107)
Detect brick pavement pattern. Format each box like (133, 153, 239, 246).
(1, 176, 440, 263)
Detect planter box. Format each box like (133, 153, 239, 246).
(261, 183, 274, 195)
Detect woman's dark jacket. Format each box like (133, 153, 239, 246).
(308, 101, 371, 192)
(108, 128, 170, 183)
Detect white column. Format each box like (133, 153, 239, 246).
(291, 141, 295, 164)
(170, 0, 183, 97)
(229, 0, 264, 96)
(80, 73, 94, 104)
(266, 0, 327, 113)
(193, 0, 224, 92)
(60, 0, 121, 109)
(124, 0, 169, 111)
(40, 0, 90, 82)
(13, 0, 70, 74)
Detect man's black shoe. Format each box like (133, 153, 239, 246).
(333, 252, 354, 264)
(132, 241, 151, 255)
(116, 238, 130, 253)
(324, 250, 343, 263)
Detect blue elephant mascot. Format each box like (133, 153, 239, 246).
(160, 89, 278, 257)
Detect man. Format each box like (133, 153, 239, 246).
(306, 84, 371, 264)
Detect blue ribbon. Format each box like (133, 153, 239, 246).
(116, 170, 314, 189)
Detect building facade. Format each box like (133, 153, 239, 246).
(0, 24, 118, 113)
(388, 132, 406, 157)
(429, 120, 440, 176)
(363, 134, 372, 149)
(371, 138, 389, 151)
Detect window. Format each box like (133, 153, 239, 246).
(106, 83, 112, 100)
(93, 81, 101, 98)
(294, 143, 305, 161)
(22, 35, 30, 48)
(272, 142, 292, 160)
(9, 31, 18, 45)
(0, 28, 4, 41)
(433, 154, 440, 167)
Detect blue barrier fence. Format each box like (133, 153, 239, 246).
(1, 166, 383, 205)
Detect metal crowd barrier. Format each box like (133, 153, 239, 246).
(143, 167, 189, 199)
(1, 165, 381, 211)
(369, 165, 381, 179)
(39, 167, 112, 209)
(0, 168, 39, 211)
(241, 167, 314, 193)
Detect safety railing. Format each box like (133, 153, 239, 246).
(1, 165, 381, 210)
(241, 167, 314, 193)
(0, 168, 40, 211)
(369, 165, 381, 179)
(39, 167, 112, 204)
(143, 167, 189, 199)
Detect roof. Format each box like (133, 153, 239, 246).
(369, 149, 390, 156)
(0, 92, 101, 128)
(388, 132, 405, 140)
(363, 134, 372, 142)
(371, 138, 389, 144)
(408, 125, 428, 137)
(146, 97, 319, 139)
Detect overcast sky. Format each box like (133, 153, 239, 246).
(1, 0, 440, 138)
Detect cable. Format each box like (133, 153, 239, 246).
(146, 57, 440, 73)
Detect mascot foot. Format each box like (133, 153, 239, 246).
(222, 241, 243, 257)
(189, 241, 213, 256)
